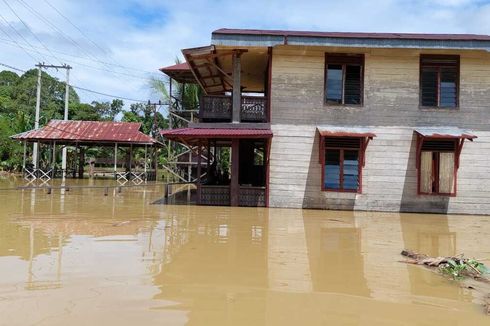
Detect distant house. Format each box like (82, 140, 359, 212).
(160, 28, 490, 214)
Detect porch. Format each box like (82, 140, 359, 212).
(160, 128, 272, 207)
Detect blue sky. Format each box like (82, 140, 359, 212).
(1, 0, 490, 106)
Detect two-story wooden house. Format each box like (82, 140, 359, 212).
(160, 28, 490, 215)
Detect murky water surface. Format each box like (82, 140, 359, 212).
(1, 177, 490, 325)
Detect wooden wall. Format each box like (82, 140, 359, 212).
(269, 45, 490, 214)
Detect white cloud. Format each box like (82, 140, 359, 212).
(1, 0, 490, 107)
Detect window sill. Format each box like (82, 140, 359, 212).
(418, 192, 457, 197)
(419, 106, 460, 111)
(322, 188, 361, 194)
(324, 103, 364, 109)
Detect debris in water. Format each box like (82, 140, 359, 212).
(400, 249, 490, 315)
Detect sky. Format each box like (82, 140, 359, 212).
(1, 0, 490, 107)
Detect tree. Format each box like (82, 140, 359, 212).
(92, 99, 124, 121)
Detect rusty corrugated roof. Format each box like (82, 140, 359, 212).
(213, 28, 490, 41)
(415, 127, 477, 139)
(317, 125, 376, 138)
(12, 120, 159, 145)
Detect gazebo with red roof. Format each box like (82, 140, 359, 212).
(12, 120, 162, 181)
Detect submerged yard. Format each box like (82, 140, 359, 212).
(0, 177, 489, 325)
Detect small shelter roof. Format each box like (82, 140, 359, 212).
(159, 62, 197, 84)
(317, 125, 376, 138)
(414, 127, 477, 140)
(11, 120, 161, 146)
(160, 127, 272, 144)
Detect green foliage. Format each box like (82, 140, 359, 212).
(439, 258, 490, 280)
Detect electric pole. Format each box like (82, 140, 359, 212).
(32, 64, 42, 169)
(32, 63, 72, 175)
(62, 65, 71, 178)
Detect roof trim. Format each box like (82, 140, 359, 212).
(212, 28, 490, 51)
(414, 127, 477, 140)
(160, 128, 273, 141)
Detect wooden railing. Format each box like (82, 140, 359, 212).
(199, 95, 268, 122)
(240, 96, 267, 122)
(200, 95, 232, 121)
(199, 184, 266, 207)
(239, 186, 266, 207)
(200, 185, 231, 206)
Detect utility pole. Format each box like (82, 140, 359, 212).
(147, 100, 162, 138)
(32, 63, 72, 174)
(61, 65, 72, 178)
(32, 64, 42, 169)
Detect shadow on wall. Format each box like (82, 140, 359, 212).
(302, 132, 356, 210)
(400, 133, 449, 214)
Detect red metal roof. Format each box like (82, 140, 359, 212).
(12, 120, 159, 145)
(160, 128, 273, 140)
(159, 62, 191, 72)
(159, 62, 197, 84)
(213, 28, 490, 41)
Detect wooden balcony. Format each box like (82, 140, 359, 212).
(200, 185, 266, 207)
(199, 95, 268, 123)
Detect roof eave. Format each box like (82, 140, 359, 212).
(212, 33, 490, 52)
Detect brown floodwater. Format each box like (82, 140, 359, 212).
(0, 177, 489, 325)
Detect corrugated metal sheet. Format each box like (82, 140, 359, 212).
(160, 128, 273, 139)
(415, 127, 477, 139)
(12, 120, 158, 145)
(212, 28, 490, 51)
(317, 125, 376, 138)
(213, 28, 490, 41)
(159, 62, 196, 84)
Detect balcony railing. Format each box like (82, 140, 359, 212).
(199, 95, 268, 123)
(200, 185, 266, 207)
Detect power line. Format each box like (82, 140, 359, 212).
(0, 13, 46, 63)
(2, 0, 62, 65)
(0, 62, 25, 72)
(0, 37, 160, 81)
(71, 86, 147, 103)
(0, 61, 148, 103)
(16, 0, 152, 86)
(0, 23, 38, 62)
(0, 36, 162, 76)
(43, 0, 109, 56)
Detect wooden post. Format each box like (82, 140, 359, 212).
(232, 52, 242, 123)
(129, 144, 133, 179)
(230, 139, 240, 206)
(78, 147, 85, 179)
(197, 143, 202, 205)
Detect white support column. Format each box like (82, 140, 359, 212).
(114, 143, 118, 174)
(144, 145, 147, 174)
(22, 141, 27, 172)
(61, 67, 70, 178)
(33, 65, 42, 169)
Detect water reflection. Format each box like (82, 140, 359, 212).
(0, 178, 489, 325)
